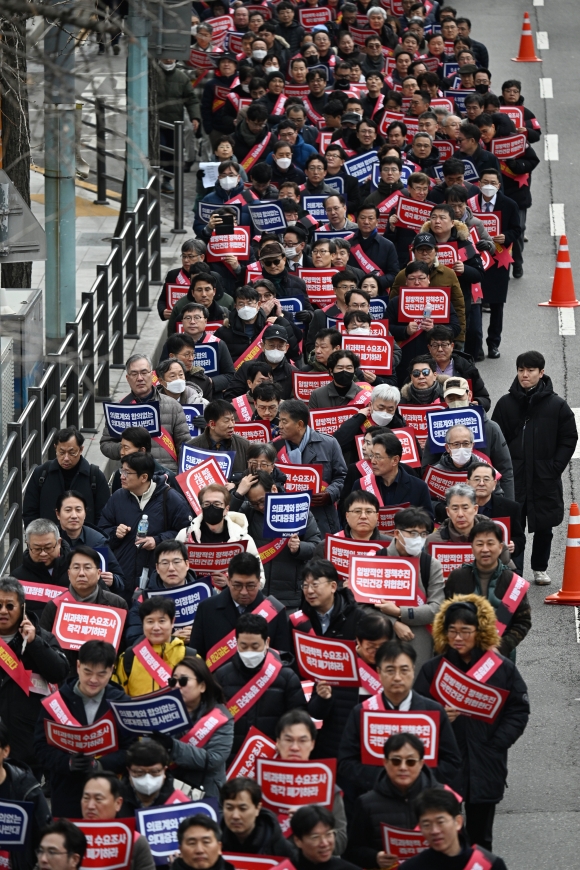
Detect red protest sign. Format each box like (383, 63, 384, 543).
(318, 132, 333, 154)
(473, 212, 501, 236)
(498, 105, 524, 127)
(223, 858, 280, 870)
(226, 726, 278, 780)
(294, 631, 359, 687)
(257, 758, 336, 809)
(391, 428, 421, 468)
(493, 516, 511, 543)
(398, 287, 451, 322)
(53, 602, 126, 651)
(422, 55, 441, 73)
(285, 84, 311, 100)
(423, 466, 467, 500)
(45, 715, 118, 756)
(435, 242, 459, 268)
(490, 134, 527, 160)
(20, 580, 67, 604)
(175, 457, 228, 513)
(166, 283, 189, 310)
(234, 421, 271, 443)
(381, 825, 429, 862)
(337, 320, 389, 337)
(73, 819, 135, 870)
(186, 541, 248, 574)
(293, 372, 332, 402)
(361, 709, 440, 766)
(343, 335, 394, 375)
(274, 462, 323, 494)
(378, 110, 404, 138)
(431, 659, 509, 722)
(188, 48, 216, 72)
(428, 543, 474, 581)
(309, 407, 360, 437)
(297, 269, 338, 307)
(395, 197, 433, 230)
(349, 25, 372, 47)
(205, 15, 231, 47)
(377, 504, 411, 535)
(398, 403, 442, 447)
(298, 6, 331, 26)
(434, 140, 456, 161)
(324, 535, 384, 579)
(206, 227, 250, 262)
(349, 556, 419, 605)
(430, 97, 454, 113)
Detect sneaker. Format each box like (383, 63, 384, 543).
(161, 180, 174, 193)
(113, 44, 120, 55)
(513, 264, 524, 279)
(487, 346, 500, 359)
(533, 570, 551, 585)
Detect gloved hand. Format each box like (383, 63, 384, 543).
(151, 731, 175, 753)
(69, 753, 100, 772)
(476, 240, 490, 252)
(294, 310, 313, 324)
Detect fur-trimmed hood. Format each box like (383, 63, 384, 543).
(400, 373, 449, 401)
(432, 593, 500, 654)
(420, 219, 470, 241)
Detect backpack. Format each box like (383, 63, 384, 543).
(38, 461, 99, 494)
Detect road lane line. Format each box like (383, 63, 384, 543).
(533, 0, 544, 5)
(539, 78, 553, 98)
(572, 412, 580, 459)
(544, 134, 559, 160)
(558, 308, 575, 336)
(550, 204, 566, 236)
(536, 31, 550, 49)
(575, 608, 580, 642)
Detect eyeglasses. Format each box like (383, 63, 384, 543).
(429, 342, 452, 349)
(201, 501, 225, 509)
(447, 627, 477, 638)
(301, 579, 330, 591)
(127, 369, 152, 379)
(347, 509, 378, 516)
(370, 453, 389, 462)
(120, 470, 138, 478)
(0, 602, 16, 611)
(157, 559, 187, 568)
(387, 756, 421, 767)
(304, 831, 336, 844)
(56, 448, 80, 458)
(262, 258, 282, 267)
(401, 529, 428, 539)
(231, 582, 260, 592)
(183, 315, 205, 323)
(313, 249, 330, 256)
(248, 461, 274, 470)
(411, 368, 432, 378)
(35, 849, 70, 859)
(29, 543, 58, 555)
(168, 675, 192, 688)
(181, 253, 198, 260)
(448, 441, 473, 449)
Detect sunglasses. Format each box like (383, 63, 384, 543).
(167, 676, 190, 688)
(412, 368, 432, 378)
(262, 258, 282, 267)
(387, 756, 421, 767)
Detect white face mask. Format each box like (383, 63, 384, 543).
(265, 66, 278, 74)
(190, 26, 198, 35)
(481, 184, 497, 198)
(265, 349, 285, 364)
(238, 649, 267, 668)
(160, 61, 176, 72)
(241, 83, 250, 93)
(252, 49, 267, 60)
(446, 398, 468, 409)
(219, 175, 238, 191)
(166, 379, 186, 394)
(284, 246, 297, 258)
(400, 533, 425, 557)
(286, 219, 297, 226)
(238, 305, 257, 321)
(130, 773, 165, 796)
(276, 157, 292, 170)
(371, 410, 393, 426)
(450, 447, 472, 466)
(349, 326, 371, 334)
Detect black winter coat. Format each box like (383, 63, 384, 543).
(22, 456, 110, 528)
(0, 613, 69, 770)
(334, 409, 408, 474)
(414, 647, 530, 803)
(345, 767, 443, 867)
(347, 231, 400, 294)
(215, 652, 307, 758)
(469, 190, 522, 304)
(215, 308, 301, 365)
(190, 587, 292, 660)
(352, 465, 433, 518)
(398, 845, 507, 870)
(477, 493, 526, 558)
(221, 807, 298, 860)
(2, 760, 52, 870)
(499, 143, 540, 209)
(34, 677, 133, 818)
(432, 351, 491, 410)
(117, 770, 187, 816)
(225, 354, 300, 402)
(491, 375, 578, 531)
(12, 549, 70, 617)
(60, 524, 127, 598)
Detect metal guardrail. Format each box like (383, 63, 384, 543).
(159, 119, 185, 235)
(0, 174, 162, 573)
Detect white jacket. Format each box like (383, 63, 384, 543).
(176, 511, 265, 586)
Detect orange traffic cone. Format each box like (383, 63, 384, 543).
(511, 12, 542, 62)
(545, 504, 580, 605)
(538, 236, 580, 307)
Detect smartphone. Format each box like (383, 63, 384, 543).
(216, 214, 235, 235)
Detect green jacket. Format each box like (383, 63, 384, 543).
(156, 65, 200, 124)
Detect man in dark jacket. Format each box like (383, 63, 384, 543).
(220, 777, 298, 859)
(34, 640, 132, 818)
(23, 426, 110, 528)
(345, 733, 444, 868)
(492, 351, 578, 585)
(215, 287, 301, 366)
(428, 157, 480, 205)
(0, 577, 69, 774)
(466, 463, 526, 560)
(186, 399, 252, 477)
(98, 453, 192, 594)
(175, 816, 233, 870)
(232, 103, 277, 166)
(12, 520, 70, 614)
(499, 79, 542, 143)
(225, 326, 301, 402)
(457, 123, 501, 178)
(274, 1, 305, 52)
(191, 552, 292, 660)
(348, 206, 400, 294)
(425, 326, 490, 409)
(200, 55, 239, 144)
(215, 612, 306, 758)
(338, 640, 461, 812)
(156, 59, 200, 192)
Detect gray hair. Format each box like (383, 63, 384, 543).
(445, 483, 477, 506)
(445, 114, 462, 127)
(367, 6, 387, 19)
(25, 518, 60, 543)
(157, 358, 187, 379)
(445, 425, 475, 445)
(371, 384, 401, 404)
(190, 239, 206, 255)
(414, 131, 433, 144)
(125, 353, 153, 373)
(0, 577, 25, 607)
(247, 442, 278, 463)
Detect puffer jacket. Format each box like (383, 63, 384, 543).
(170, 701, 234, 796)
(399, 373, 449, 404)
(2, 760, 51, 870)
(419, 219, 484, 310)
(176, 510, 265, 586)
(155, 64, 199, 124)
(114, 636, 197, 697)
(414, 594, 530, 804)
(194, 177, 251, 238)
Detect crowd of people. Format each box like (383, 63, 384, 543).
(2, 3, 573, 870)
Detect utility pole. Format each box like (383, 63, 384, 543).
(44, 6, 76, 348)
(126, 0, 149, 209)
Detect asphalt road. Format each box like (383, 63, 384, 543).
(460, 2, 580, 867)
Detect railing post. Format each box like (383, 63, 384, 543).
(63, 321, 80, 429)
(110, 239, 125, 368)
(172, 120, 185, 234)
(136, 192, 151, 311)
(6, 422, 23, 570)
(44, 364, 61, 454)
(81, 291, 97, 431)
(124, 212, 139, 339)
(149, 169, 162, 282)
(94, 98, 108, 205)
(95, 264, 113, 397)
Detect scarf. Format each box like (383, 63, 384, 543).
(472, 561, 509, 610)
(69, 584, 100, 604)
(287, 426, 312, 464)
(408, 381, 444, 405)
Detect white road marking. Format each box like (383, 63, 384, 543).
(544, 134, 559, 161)
(558, 308, 575, 336)
(572, 412, 580, 459)
(575, 608, 580, 642)
(549, 204, 566, 236)
(539, 78, 553, 98)
(536, 31, 550, 49)
(533, 0, 544, 5)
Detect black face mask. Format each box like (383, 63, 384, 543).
(336, 78, 351, 88)
(475, 83, 489, 94)
(333, 370, 355, 387)
(202, 505, 225, 525)
(305, 55, 319, 66)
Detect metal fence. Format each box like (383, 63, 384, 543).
(0, 174, 162, 574)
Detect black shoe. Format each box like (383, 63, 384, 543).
(513, 264, 523, 278)
(488, 346, 501, 359)
(482, 303, 491, 313)
(113, 44, 120, 55)
(476, 350, 485, 362)
(184, 161, 193, 173)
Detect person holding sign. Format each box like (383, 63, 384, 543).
(334, 383, 407, 470)
(290, 805, 362, 870)
(429, 423, 513, 504)
(175, 816, 233, 870)
(444, 520, 531, 659)
(187, 401, 253, 476)
(414, 596, 530, 851)
(110, 427, 181, 495)
(319, 490, 391, 556)
(309, 350, 365, 411)
(345, 732, 445, 869)
(347, 206, 399, 294)
(168, 302, 235, 397)
(225, 325, 300, 403)
(119, 738, 190, 814)
(35, 641, 133, 818)
(352, 432, 433, 517)
(425, 327, 490, 409)
(12, 519, 70, 609)
(220, 777, 298, 860)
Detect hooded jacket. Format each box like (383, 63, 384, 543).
(22, 455, 110, 528)
(389, 264, 466, 343)
(114, 636, 196, 697)
(176, 510, 265, 586)
(194, 177, 251, 238)
(414, 594, 530, 803)
(1, 760, 52, 870)
(491, 375, 578, 531)
(221, 807, 298, 859)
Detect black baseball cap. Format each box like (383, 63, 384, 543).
(413, 232, 438, 250)
(263, 325, 289, 342)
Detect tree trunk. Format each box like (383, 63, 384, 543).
(0, 13, 32, 288)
